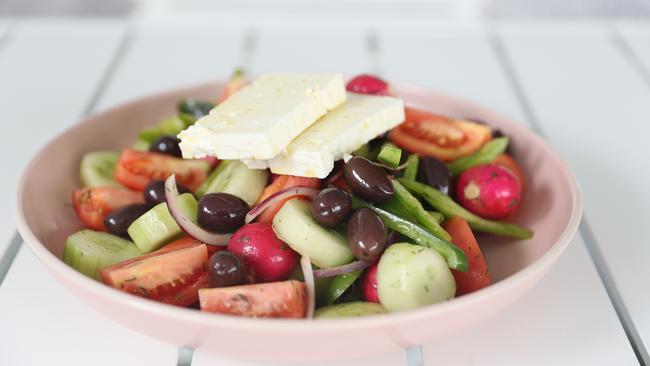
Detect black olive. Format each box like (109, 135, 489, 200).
(417, 156, 452, 195)
(343, 156, 393, 203)
(208, 251, 247, 287)
(347, 208, 387, 262)
(311, 187, 352, 227)
(198, 193, 249, 233)
(149, 135, 183, 158)
(144, 180, 191, 204)
(104, 203, 153, 237)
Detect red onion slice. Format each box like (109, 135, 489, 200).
(245, 186, 320, 224)
(164, 174, 231, 246)
(312, 260, 371, 278)
(301, 256, 316, 319)
(370, 160, 410, 171)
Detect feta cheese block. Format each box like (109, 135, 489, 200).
(178, 73, 346, 160)
(244, 93, 405, 178)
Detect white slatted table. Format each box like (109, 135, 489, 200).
(0, 19, 647, 365)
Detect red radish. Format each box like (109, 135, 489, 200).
(228, 223, 298, 282)
(456, 165, 521, 219)
(492, 154, 526, 193)
(346, 74, 393, 96)
(362, 263, 380, 303)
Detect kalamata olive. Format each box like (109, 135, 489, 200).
(311, 187, 352, 227)
(198, 193, 249, 233)
(347, 208, 387, 262)
(149, 135, 183, 158)
(104, 203, 153, 237)
(208, 251, 247, 287)
(343, 156, 394, 203)
(417, 156, 452, 195)
(178, 99, 214, 119)
(144, 179, 191, 204)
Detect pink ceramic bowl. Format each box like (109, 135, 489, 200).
(16, 81, 581, 362)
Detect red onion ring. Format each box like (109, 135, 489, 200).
(301, 256, 316, 319)
(245, 186, 320, 224)
(164, 174, 231, 246)
(312, 260, 371, 278)
(370, 160, 410, 171)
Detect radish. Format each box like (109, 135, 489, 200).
(346, 74, 393, 96)
(455, 165, 521, 220)
(362, 263, 380, 303)
(228, 223, 298, 283)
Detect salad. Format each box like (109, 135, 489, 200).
(64, 71, 533, 319)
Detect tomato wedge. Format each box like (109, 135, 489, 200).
(492, 153, 526, 193)
(255, 175, 320, 223)
(199, 280, 306, 318)
(390, 108, 492, 161)
(100, 242, 210, 306)
(72, 186, 144, 231)
(115, 149, 210, 191)
(442, 217, 492, 295)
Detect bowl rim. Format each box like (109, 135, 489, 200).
(15, 80, 583, 332)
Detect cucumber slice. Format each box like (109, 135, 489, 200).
(377, 242, 456, 312)
(63, 230, 142, 280)
(127, 193, 197, 253)
(315, 301, 386, 318)
(272, 198, 354, 268)
(196, 160, 268, 206)
(79, 151, 121, 188)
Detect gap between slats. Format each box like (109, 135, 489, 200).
(487, 25, 648, 366)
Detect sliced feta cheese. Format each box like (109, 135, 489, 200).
(178, 73, 346, 160)
(244, 93, 405, 178)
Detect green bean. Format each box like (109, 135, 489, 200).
(391, 180, 451, 241)
(398, 179, 533, 239)
(427, 211, 445, 224)
(352, 196, 468, 272)
(403, 154, 419, 181)
(447, 137, 509, 176)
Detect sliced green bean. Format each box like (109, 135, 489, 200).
(352, 196, 468, 272)
(398, 179, 533, 239)
(447, 137, 509, 176)
(391, 180, 451, 241)
(427, 211, 445, 224)
(403, 154, 419, 181)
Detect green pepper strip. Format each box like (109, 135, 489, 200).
(398, 179, 533, 239)
(326, 270, 362, 305)
(447, 137, 509, 176)
(403, 154, 419, 181)
(377, 143, 402, 168)
(391, 180, 451, 241)
(352, 196, 468, 272)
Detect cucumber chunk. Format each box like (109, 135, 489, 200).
(63, 230, 142, 280)
(315, 302, 386, 318)
(79, 151, 121, 188)
(272, 198, 354, 268)
(377, 242, 456, 312)
(127, 193, 197, 253)
(196, 160, 268, 206)
(138, 115, 188, 147)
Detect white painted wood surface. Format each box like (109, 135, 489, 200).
(0, 20, 647, 365)
(0, 247, 178, 366)
(0, 21, 124, 256)
(499, 23, 650, 358)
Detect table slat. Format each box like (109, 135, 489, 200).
(499, 23, 650, 359)
(0, 246, 177, 366)
(0, 21, 124, 259)
(97, 22, 246, 110)
(380, 26, 635, 364)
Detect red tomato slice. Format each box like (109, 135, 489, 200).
(442, 217, 492, 296)
(72, 187, 144, 231)
(255, 175, 320, 223)
(492, 153, 526, 193)
(199, 280, 306, 318)
(390, 108, 492, 162)
(115, 149, 210, 191)
(163, 236, 223, 257)
(100, 243, 210, 306)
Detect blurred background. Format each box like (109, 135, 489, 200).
(1, 0, 649, 20)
